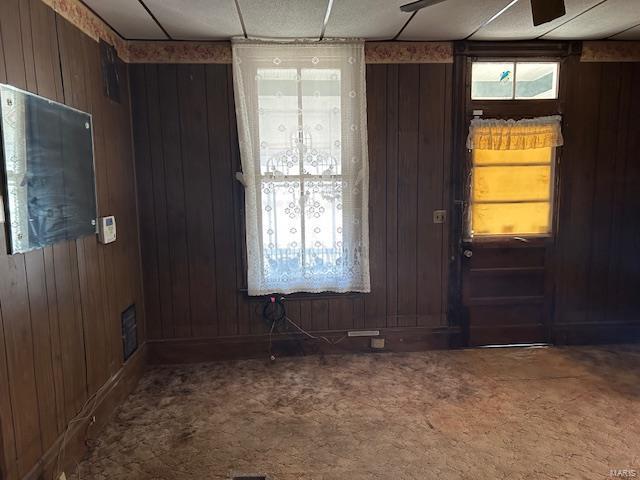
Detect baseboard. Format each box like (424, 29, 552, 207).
(469, 323, 547, 346)
(22, 344, 147, 480)
(552, 321, 640, 345)
(147, 326, 462, 364)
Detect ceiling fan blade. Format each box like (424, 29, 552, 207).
(399, 0, 448, 13)
(530, 0, 566, 26)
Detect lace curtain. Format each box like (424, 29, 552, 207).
(232, 39, 370, 295)
(467, 115, 564, 150)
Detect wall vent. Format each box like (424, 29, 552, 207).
(121, 304, 137, 361)
(100, 40, 121, 103)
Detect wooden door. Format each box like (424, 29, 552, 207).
(461, 238, 553, 345)
(451, 44, 572, 346)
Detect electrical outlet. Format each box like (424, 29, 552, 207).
(433, 210, 447, 224)
(371, 337, 385, 349)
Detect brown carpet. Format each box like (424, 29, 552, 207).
(73, 345, 640, 479)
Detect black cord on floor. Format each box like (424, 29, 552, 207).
(261, 296, 347, 361)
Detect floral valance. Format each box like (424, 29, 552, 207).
(467, 115, 564, 151)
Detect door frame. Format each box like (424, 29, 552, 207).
(448, 41, 579, 347)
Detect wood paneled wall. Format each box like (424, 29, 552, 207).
(555, 59, 640, 341)
(0, 0, 144, 478)
(130, 63, 453, 346)
(131, 53, 640, 355)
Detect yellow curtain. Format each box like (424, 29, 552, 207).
(466, 115, 563, 151)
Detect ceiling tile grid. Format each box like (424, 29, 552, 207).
(83, 0, 167, 39)
(236, 0, 329, 39)
(542, 0, 640, 39)
(398, 0, 518, 40)
(324, 0, 410, 40)
(142, 0, 243, 40)
(470, 0, 605, 41)
(84, 0, 640, 42)
(610, 24, 640, 40)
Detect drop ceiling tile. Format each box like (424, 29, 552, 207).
(399, 0, 517, 40)
(470, 0, 603, 41)
(609, 23, 640, 39)
(143, 0, 243, 40)
(237, 0, 329, 39)
(542, 0, 640, 39)
(84, 0, 167, 39)
(324, 0, 410, 40)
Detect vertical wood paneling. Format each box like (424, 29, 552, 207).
(145, 64, 174, 339)
(555, 60, 640, 335)
(130, 65, 162, 340)
(55, 18, 91, 422)
(417, 64, 446, 327)
(0, 0, 42, 474)
(556, 60, 602, 325)
(586, 63, 622, 324)
(605, 64, 632, 321)
(385, 65, 399, 327)
(396, 65, 420, 327)
(206, 65, 238, 337)
(0, 254, 41, 475)
(0, 309, 18, 479)
(158, 64, 191, 339)
(617, 63, 640, 324)
(0, 2, 144, 475)
(311, 300, 329, 331)
(131, 62, 453, 341)
(28, 0, 63, 101)
(18, 0, 37, 92)
(364, 65, 387, 329)
(42, 246, 65, 435)
(24, 252, 58, 449)
(178, 64, 218, 338)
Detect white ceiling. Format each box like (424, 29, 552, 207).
(84, 0, 167, 39)
(142, 0, 243, 40)
(83, 0, 640, 41)
(542, 0, 640, 39)
(469, 0, 603, 41)
(236, 0, 328, 38)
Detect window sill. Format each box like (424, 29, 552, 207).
(239, 289, 367, 301)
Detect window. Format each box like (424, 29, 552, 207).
(232, 41, 370, 295)
(466, 116, 563, 238)
(471, 62, 559, 100)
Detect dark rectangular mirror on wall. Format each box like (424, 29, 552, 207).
(0, 84, 97, 254)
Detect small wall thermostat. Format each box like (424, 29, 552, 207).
(97, 215, 116, 244)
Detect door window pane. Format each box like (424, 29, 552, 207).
(470, 147, 555, 237)
(473, 202, 550, 236)
(471, 62, 514, 100)
(473, 147, 552, 165)
(471, 62, 559, 100)
(474, 165, 551, 202)
(515, 63, 559, 99)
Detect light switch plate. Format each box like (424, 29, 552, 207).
(433, 210, 447, 224)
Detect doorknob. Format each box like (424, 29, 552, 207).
(463, 249, 473, 258)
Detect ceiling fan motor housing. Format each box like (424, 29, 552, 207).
(531, 0, 566, 26)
